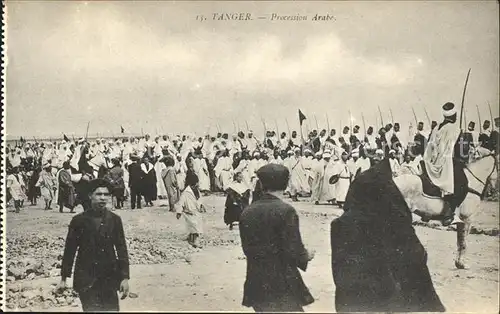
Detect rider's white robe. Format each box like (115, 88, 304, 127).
(423, 122, 461, 195)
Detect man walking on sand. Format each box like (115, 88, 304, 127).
(57, 178, 130, 312)
(239, 164, 315, 312)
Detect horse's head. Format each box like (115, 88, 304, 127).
(466, 147, 498, 194)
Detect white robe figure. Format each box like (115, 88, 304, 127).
(8, 153, 22, 168)
(278, 137, 289, 150)
(175, 186, 204, 234)
(7, 173, 26, 201)
(196, 158, 210, 192)
(302, 156, 315, 190)
(283, 155, 293, 194)
(235, 159, 252, 190)
(334, 160, 351, 203)
(70, 144, 84, 171)
(174, 159, 187, 190)
(248, 158, 260, 190)
(347, 158, 360, 179)
(269, 156, 283, 165)
(290, 137, 301, 148)
(288, 155, 310, 196)
(155, 160, 167, 198)
(154, 142, 163, 158)
(395, 130, 407, 150)
(389, 157, 402, 177)
(214, 156, 233, 191)
(245, 137, 258, 153)
(365, 134, 378, 150)
(355, 156, 371, 174)
(311, 159, 337, 203)
(230, 139, 242, 157)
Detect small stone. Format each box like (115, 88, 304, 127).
(9, 283, 21, 293)
(19, 299, 27, 308)
(66, 296, 74, 305)
(6, 276, 16, 282)
(9, 266, 26, 279)
(22, 290, 38, 300)
(49, 269, 60, 277)
(26, 273, 36, 280)
(56, 296, 65, 304)
(42, 300, 51, 309)
(42, 290, 55, 302)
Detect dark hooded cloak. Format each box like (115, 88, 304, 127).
(330, 158, 445, 312)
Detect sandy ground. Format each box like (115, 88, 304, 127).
(4, 195, 499, 312)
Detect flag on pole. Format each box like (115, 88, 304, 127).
(20, 136, 25, 143)
(298, 109, 307, 126)
(63, 134, 70, 142)
(121, 126, 125, 134)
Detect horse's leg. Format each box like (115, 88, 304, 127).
(455, 219, 471, 269)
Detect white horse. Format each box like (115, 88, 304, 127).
(393, 149, 498, 269)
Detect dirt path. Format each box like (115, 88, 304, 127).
(6, 197, 499, 312)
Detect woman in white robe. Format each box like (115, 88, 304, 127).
(7, 168, 26, 213)
(235, 157, 252, 190)
(35, 164, 57, 210)
(175, 160, 205, 248)
(155, 158, 168, 200)
(311, 151, 337, 204)
(334, 153, 351, 207)
(214, 154, 233, 191)
(196, 156, 211, 193)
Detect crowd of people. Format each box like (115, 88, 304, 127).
(6, 116, 500, 217)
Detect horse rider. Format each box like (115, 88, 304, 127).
(423, 102, 469, 226)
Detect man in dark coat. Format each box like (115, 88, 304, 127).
(140, 155, 157, 207)
(239, 164, 315, 312)
(330, 158, 445, 312)
(57, 179, 130, 312)
(128, 154, 144, 209)
(58, 161, 75, 213)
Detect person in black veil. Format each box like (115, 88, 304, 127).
(330, 157, 445, 312)
(224, 172, 251, 230)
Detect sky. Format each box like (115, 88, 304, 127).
(5, 1, 499, 140)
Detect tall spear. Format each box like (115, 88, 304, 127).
(274, 119, 279, 136)
(261, 117, 267, 141)
(411, 107, 419, 125)
(326, 114, 330, 134)
(423, 107, 431, 125)
(378, 106, 384, 127)
(348, 109, 353, 135)
(361, 113, 367, 135)
(245, 121, 250, 133)
(459, 68, 471, 130)
(389, 108, 395, 123)
(285, 118, 291, 136)
(476, 104, 482, 129)
(488, 101, 494, 126)
(85, 121, 91, 140)
(314, 114, 319, 131)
